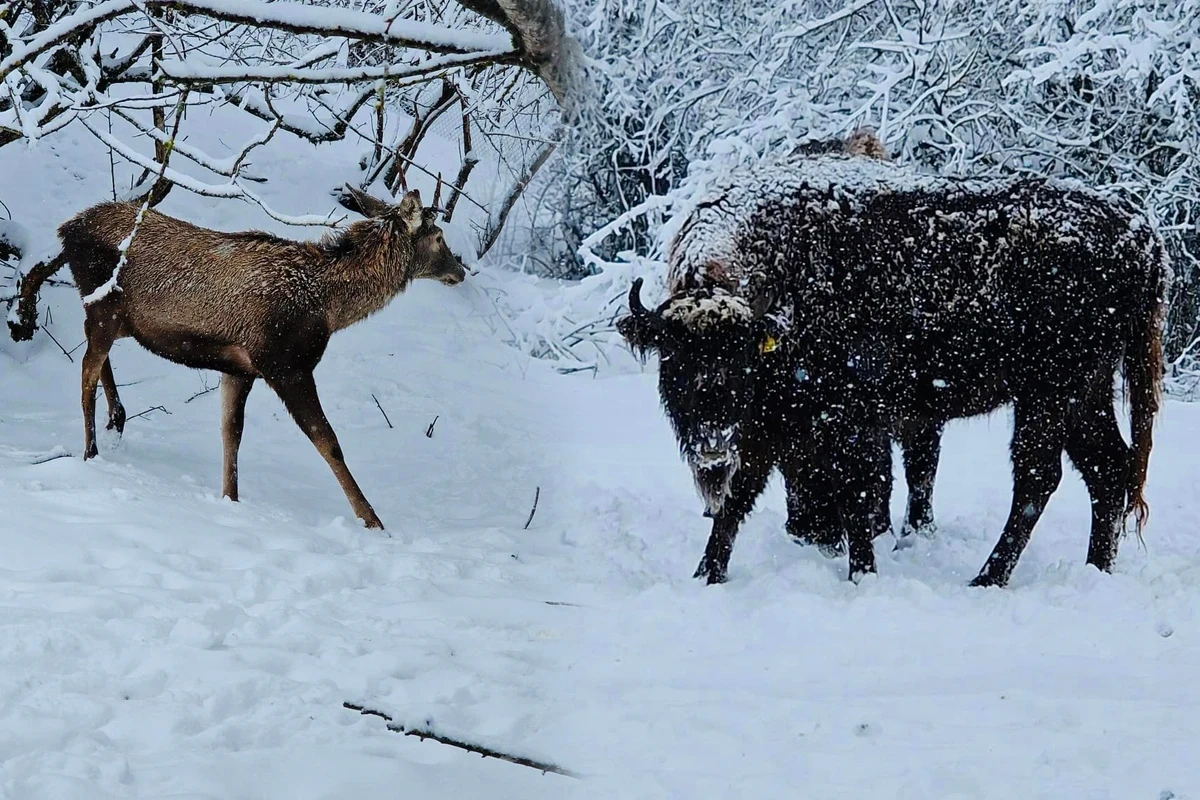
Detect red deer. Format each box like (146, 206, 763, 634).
(620, 153, 1166, 587)
(9, 184, 465, 530)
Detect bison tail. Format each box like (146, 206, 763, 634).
(7, 249, 68, 342)
(1124, 246, 1168, 542)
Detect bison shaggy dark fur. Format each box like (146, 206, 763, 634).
(620, 153, 1167, 587)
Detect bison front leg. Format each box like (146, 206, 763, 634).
(693, 456, 772, 585)
(827, 426, 892, 581)
(785, 476, 845, 556)
(781, 445, 846, 557)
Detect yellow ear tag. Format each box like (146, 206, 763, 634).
(760, 335, 778, 354)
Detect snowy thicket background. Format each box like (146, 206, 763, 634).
(508, 0, 1200, 386)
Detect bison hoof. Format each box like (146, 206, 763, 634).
(968, 571, 1007, 589)
(693, 558, 727, 584)
(848, 566, 876, 584)
(900, 520, 937, 539)
(789, 530, 846, 558)
(817, 539, 847, 558)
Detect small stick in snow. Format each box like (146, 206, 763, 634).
(342, 703, 579, 778)
(371, 393, 393, 429)
(127, 405, 171, 422)
(524, 486, 540, 529)
(185, 384, 217, 403)
(425, 414, 439, 438)
(42, 326, 75, 362)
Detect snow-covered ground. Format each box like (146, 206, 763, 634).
(3, 125, 1200, 799)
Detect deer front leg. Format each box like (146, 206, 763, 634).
(221, 373, 255, 501)
(267, 372, 384, 530)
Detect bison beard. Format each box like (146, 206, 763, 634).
(620, 154, 1167, 587)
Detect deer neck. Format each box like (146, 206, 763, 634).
(319, 226, 413, 332)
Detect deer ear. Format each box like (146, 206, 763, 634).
(397, 189, 423, 234)
(342, 184, 392, 218)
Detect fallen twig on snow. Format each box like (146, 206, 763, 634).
(185, 385, 217, 403)
(524, 485, 540, 529)
(127, 405, 171, 422)
(371, 393, 393, 429)
(425, 415, 439, 438)
(343, 702, 579, 778)
(42, 326, 75, 362)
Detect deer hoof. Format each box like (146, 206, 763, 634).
(106, 404, 126, 434)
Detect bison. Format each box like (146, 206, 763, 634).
(619, 153, 1167, 587)
(706, 130, 947, 557)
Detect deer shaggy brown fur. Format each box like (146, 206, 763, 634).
(9, 186, 465, 530)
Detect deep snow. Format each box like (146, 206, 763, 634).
(3, 119, 1200, 800)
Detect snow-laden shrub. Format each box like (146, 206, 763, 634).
(513, 0, 1199, 381)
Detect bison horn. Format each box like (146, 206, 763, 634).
(628, 278, 652, 317)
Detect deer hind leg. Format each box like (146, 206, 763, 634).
(80, 340, 112, 460)
(267, 372, 384, 530)
(80, 331, 117, 460)
(1065, 396, 1130, 575)
(971, 397, 1069, 588)
(221, 373, 255, 502)
(100, 358, 126, 434)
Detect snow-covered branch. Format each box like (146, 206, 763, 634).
(0, 0, 511, 81)
(157, 48, 515, 86)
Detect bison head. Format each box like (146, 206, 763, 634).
(618, 278, 782, 515)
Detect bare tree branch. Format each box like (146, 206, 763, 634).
(478, 138, 556, 258)
(0, 0, 514, 80)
